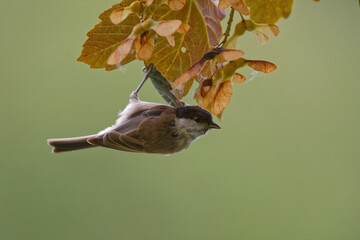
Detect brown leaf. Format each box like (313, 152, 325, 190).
(232, 73, 246, 83)
(110, 8, 131, 25)
(168, 0, 186, 11)
(166, 35, 175, 47)
(171, 58, 207, 87)
(228, 0, 250, 15)
(216, 49, 244, 62)
(256, 24, 280, 37)
(200, 79, 213, 97)
(176, 23, 190, 34)
(154, 20, 182, 37)
(107, 38, 134, 65)
(211, 80, 233, 115)
(218, 0, 230, 9)
(202, 84, 219, 109)
(247, 60, 277, 73)
(137, 41, 154, 60)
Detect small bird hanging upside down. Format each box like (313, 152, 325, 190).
(47, 65, 220, 154)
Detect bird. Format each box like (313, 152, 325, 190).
(47, 65, 220, 155)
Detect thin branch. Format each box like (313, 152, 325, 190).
(221, 7, 235, 45)
(240, 13, 245, 22)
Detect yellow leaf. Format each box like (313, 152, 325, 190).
(211, 80, 233, 115)
(245, 0, 294, 24)
(78, 0, 139, 70)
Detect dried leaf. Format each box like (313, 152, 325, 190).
(218, 0, 230, 9)
(254, 31, 269, 45)
(107, 38, 134, 65)
(172, 58, 207, 87)
(176, 23, 190, 34)
(212, 80, 233, 115)
(216, 49, 244, 62)
(137, 41, 154, 60)
(172, 47, 240, 87)
(168, 0, 186, 11)
(245, 0, 294, 24)
(228, 0, 250, 15)
(202, 84, 219, 109)
(110, 8, 131, 25)
(166, 35, 175, 47)
(200, 78, 213, 97)
(154, 20, 182, 37)
(232, 73, 246, 83)
(247, 60, 277, 73)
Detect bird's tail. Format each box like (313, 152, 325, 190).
(47, 135, 97, 153)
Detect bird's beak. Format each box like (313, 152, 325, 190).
(209, 122, 221, 129)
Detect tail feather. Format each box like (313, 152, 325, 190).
(47, 135, 97, 153)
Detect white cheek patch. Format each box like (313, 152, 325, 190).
(176, 118, 209, 141)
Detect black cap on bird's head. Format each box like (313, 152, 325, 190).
(176, 106, 221, 129)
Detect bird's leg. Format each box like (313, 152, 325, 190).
(130, 64, 156, 102)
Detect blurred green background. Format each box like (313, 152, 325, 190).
(1, 0, 359, 240)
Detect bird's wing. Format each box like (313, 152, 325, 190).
(89, 105, 176, 153)
(88, 131, 144, 152)
(113, 105, 173, 134)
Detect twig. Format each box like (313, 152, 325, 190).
(221, 7, 235, 45)
(240, 13, 245, 22)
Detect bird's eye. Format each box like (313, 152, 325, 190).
(193, 116, 201, 122)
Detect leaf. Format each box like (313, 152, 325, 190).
(78, 0, 139, 70)
(168, 0, 186, 10)
(228, 0, 250, 15)
(232, 73, 246, 83)
(148, 69, 183, 107)
(218, 0, 230, 9)
(110, 8, 132, 24)
(176, 23, 190, 34)
(107, 38, 134, 65)
(216, 49, 244, 62)
(172, 48, 242, 88)
(202, 84, 219, 109)
(146, 0, 224, 96)
(154, 20, 182, 37)
(247, 60, 277, 73)
(211, 80, 233, 116)
(245, 0, 294, 24)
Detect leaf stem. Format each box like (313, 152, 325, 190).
(240, 13, 245, 22)
(222, 7, 235, 45)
